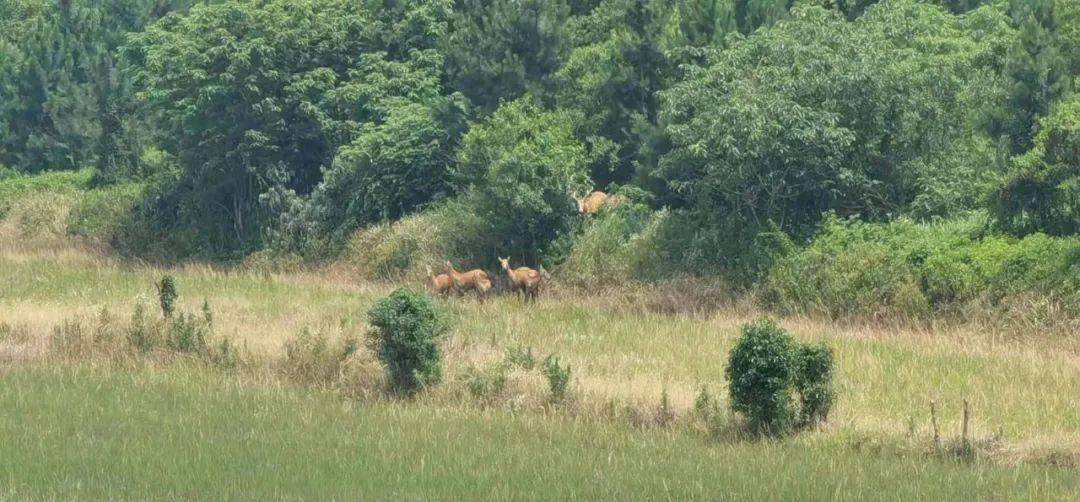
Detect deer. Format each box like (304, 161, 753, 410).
(424, 265, 453, 296)
(444, 261, 493, 299)
(577, 190, 623, 215)
(498, 256, 546, 302)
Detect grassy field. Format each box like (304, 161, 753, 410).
(1, 182, 1079, 499)
(3, 364, 1079, 500)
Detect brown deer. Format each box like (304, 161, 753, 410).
(577, 190, 623, 215)
(425, 265, 453, 296)
(444, 261, 493, 299)
(498, 256, 545, 302)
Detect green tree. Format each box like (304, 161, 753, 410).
(124, 0, 452, 256)
(993, 96, 1080, 236)
(659, 2, 1015, 274)
(442, 0, 571, 112)
(455, 98, 591, 260)
(308, 96, 468, 243)
(556, 0, 674, 187)
(1002, 0, 1070, 153)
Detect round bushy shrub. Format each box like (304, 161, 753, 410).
(367, 288, 449, 394)
(726, 318, 798, 436)
(795, 343, 835, 427)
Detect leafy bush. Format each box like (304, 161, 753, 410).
(725, 318, 798, 436)
(454, 97, 591, 260)
(156, 276, 178, 318)
(556, 196, 674, 284)
(726, 318, 838, 436)
(124, 0, 452, 254)
(659, 2, 1014, 270)
(66, 182, 143, 239)
(367, 288, 449, 394)
(794, 343, 835, 427)
(308, 98, 466, 243)
(765, 214, 1080, 321)
(541, 354, 572, 404)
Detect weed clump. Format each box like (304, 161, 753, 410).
(157, 275, 178, 318)
(367, 288, 449, 395)
(541, 354, 572, 404)
(726, 318, 836, 437)
(281, 328, 357, 387)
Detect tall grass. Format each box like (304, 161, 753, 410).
(2, 364, 1078, 500)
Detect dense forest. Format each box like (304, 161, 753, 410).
(1, 0, 1077, 319)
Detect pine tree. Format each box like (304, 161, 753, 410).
(1004, 0, 1070, 153)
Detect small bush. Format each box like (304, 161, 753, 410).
(462, 364, 509, 402)
(166, 312, 209, 355)
(127, 303, 162, 353)
(795, 343, 835, 427)
(503, 345, 537, 370)
(157, 276, 178, 318)
(725, 318, 798, 436)
(541, 354, 572, 404)
(367, 288, 449, 394)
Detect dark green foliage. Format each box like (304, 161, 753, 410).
(542, 354, 572, 403)
(455, 98, 591, 260)
(443, 0, 571, 112)
(556, 0, 673, 186)
(794, 343, 835, 427)
(993, 96, 1079, 237)
(660, 2, 1015, 275)
(307, 97, 468, 243)
(124, 0, 452, 255)
(156, 275, 177, 318)
(367, 288, 449, 394)
(1001, 0, 1070, 153)
(726, 318, 838, 436)
(725, 318, 798, 436)
(766, 215, 1080, 319)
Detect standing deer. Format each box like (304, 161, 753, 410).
(577, 190, 623, 215)
(425, 265, 453, 296)
(498, 256, 545, 302)
(444, 261, 493, 299)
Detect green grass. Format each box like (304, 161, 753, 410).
(2, 363, 1077, 500)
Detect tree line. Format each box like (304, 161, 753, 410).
(0, 0, 1076, 273)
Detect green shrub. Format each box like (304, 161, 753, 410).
(541, 354, 572, 404)
(166, 312, 209, 355)
(725, 318, 798, 436)
(156, 276, 178, 318)
(794, 343, 835, 427)
(367, 288, 449, 394)
(556, 200, 673, 284)
(765, 214, 1080, 321)
(127, 303, 162, 353)
(66, 182, 143, 239)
